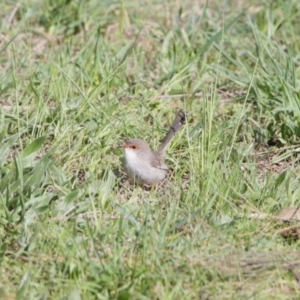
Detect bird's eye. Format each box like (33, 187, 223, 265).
(131, 145, 136, 149)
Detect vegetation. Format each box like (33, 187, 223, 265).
(1, 0, 300, 298)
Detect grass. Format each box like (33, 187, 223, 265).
(1, 0, 300, 298)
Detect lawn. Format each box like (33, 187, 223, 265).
(1, 0, 300, 299)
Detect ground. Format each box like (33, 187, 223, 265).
(1, 0, 300, 299)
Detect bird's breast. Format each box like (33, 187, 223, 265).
(123, 149, 167, 184)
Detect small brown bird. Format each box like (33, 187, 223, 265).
(121, 110, 186, 185)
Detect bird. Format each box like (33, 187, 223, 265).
(121, 109, 186, 185)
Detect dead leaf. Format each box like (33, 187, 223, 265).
(277, 207, 300, 221)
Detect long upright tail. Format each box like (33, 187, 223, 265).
(157, 109, 186, 157)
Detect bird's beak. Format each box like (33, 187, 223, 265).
(120, 143, 127, 148)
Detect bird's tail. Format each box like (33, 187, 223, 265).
(157, 109, 186, 157)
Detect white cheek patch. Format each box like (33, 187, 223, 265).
(124, 150, 142, 177)
(124, 149, 139, 168)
